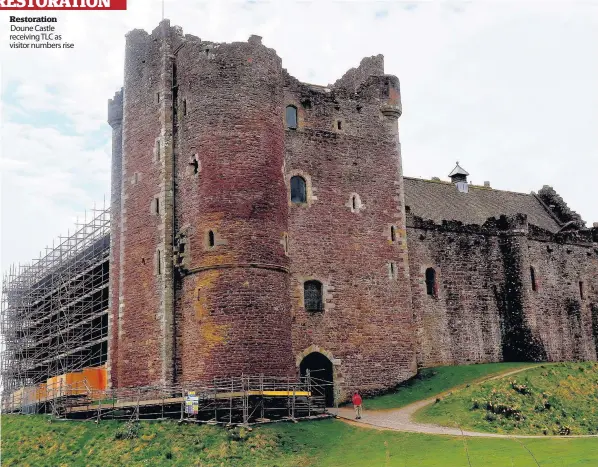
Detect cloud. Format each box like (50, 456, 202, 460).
(1, 0, 597, 272)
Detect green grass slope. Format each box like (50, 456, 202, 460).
(416, 362, 598, 435)
(0, 415, 309, 467)
(4, 363, 597, 466)
(364, 362, 531, 410)
(3, 415, 598, 466)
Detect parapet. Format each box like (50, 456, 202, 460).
(407, 213, 529, 236)
(332, 54, 385, 92)
(107, 89, 123, 127)
(536, 186, 585, 229)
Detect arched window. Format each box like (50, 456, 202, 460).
(530, 267, 537, 292)
(290, 176, 307, 204)
(304, 280, 323, 312)
(390, 225, 397, 242)
(208, 230, 215, 248)
(286, 105, 298, 129)
(425, 268, 437, 297)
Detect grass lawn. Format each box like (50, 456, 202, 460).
(277, 419, 598, 467)
(3, 415, 598, 466)
(364, 362, 533, 410)
(4, 362, 596, 466)
(416, 362, 598, 436)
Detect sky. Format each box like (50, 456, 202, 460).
(1, 0, 597, 273)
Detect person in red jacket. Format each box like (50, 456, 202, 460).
(352, 391, 363, 419)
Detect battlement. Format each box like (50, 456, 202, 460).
(332, 54, 385, 91)
(407, 213, 529, 236)
(537, 185, 586, 228)
(107, 89, 123, 127)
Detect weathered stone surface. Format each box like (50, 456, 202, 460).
(108, 21, 597, 398)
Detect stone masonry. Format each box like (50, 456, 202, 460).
(108, 20, 598, 401)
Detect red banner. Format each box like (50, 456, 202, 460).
(1, 0, 126, 9)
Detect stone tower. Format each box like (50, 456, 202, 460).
(108, 21, 295, 388)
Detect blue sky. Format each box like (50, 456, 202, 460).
(1, 0, 597, 272)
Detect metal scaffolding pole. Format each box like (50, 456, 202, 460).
(1, 206, 110, 409)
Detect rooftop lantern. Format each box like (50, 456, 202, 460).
(449, 162, 469, 193)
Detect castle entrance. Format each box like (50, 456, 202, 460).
(299, 352, 334, 407)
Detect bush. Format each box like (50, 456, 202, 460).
(114, 420, 140, 440)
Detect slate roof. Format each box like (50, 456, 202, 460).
(448, 163, 469, 178)
(403, 177, 562, 233)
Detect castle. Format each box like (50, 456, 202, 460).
(106, 20, 598, 404)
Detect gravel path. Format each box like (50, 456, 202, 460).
(332, 367, 598, 439)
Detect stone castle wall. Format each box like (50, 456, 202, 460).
(172, 33, 295, 382)
(108, 20, 597, 395)
(283, 60, 416, 397)
(408, 214, 598, 368)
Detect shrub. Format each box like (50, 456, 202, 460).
(114, 421, 140, 440)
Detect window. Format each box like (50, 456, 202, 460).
(290, 176, 307, 204)
(157, 250, 162, 275)
(283, 233, 289, 255)
(286, 105, 298, 129)
(304, 280, 323, 312)
(155, 139, 161, 161)
(190, 155, 199, 175)
(349, 194, 362, 212)
(153, 197, 160, 215)
(389, 262, 397, 280)
(390, 225, 397, 242)
(425, 268, 437, 297)
(337, 120, 342, 130)
(530, 267, 537, 292)
(183, 99, 187, 116)
(208, 230, 215, 248)
(579, 281, 585, 300)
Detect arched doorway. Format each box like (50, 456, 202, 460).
(299, 352, 334, 407)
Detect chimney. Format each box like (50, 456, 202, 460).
(448, 162, 469, 193)
(248, 34, 262, 45)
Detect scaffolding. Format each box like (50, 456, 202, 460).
(2, 373, 334, 426)
(1, 207, 111, 406)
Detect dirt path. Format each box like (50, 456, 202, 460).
(333, 366, 598, 439)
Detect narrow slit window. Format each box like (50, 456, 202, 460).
(290, 176, 307, 204)
(154, 197, 160, 215)
(425, 268, 437, 297)
(530, 267, 537, 292)
(183, 99, 187, 116)
(337, 121, 342, 130)
(156, 92, 160, 103)
(352, 195, 357, 210)
(391, 225, 397, 242)
(196, 288, 201, 301)
(157, 250, 162, 275)
(389, 262, 397, 279)
(283, 233, 289, 255)
(286, 105, 298, 129)
(190, 155, 199, 175)
(579, 281, 584, 299)
(208, 230, 215, 248)
(304, 280, 323, 312)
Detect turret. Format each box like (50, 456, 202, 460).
(173, 33, 294, 381)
